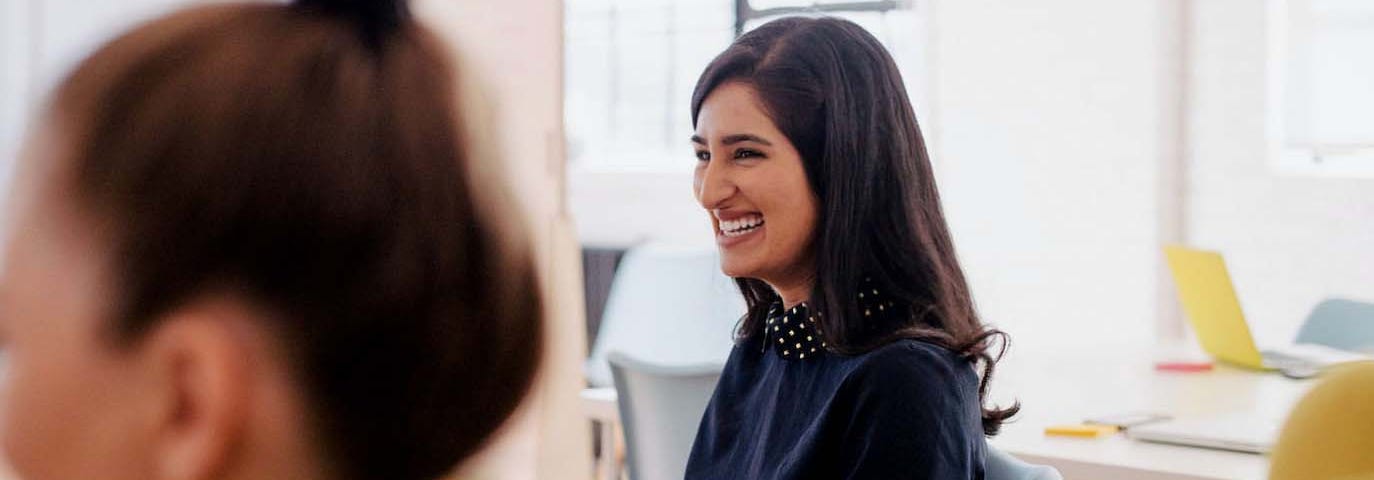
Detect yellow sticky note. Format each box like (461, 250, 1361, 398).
(1044, 424, 1119, 438)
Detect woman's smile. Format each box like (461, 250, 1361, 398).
(716, 211, 766, 246)
(693, 81, 818, 285)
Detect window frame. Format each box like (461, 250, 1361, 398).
(733, 0, 912, 36)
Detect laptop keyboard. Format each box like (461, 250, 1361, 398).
(1261, 351, 1322, 379)
(1263, 351, 1304, 365)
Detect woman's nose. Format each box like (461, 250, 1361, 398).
(695, 158, 736, 209)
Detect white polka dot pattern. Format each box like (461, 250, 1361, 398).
(766, 303, 823, 360)
(763, 277, 899, 361)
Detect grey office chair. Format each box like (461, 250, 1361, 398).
(585, 244, 743, 388)
(987, 446, 1063, 480)
(1294, 298, 1374, 353)
(608, 352, 723, 480)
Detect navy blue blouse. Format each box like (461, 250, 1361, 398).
(685, 299, 987, 479)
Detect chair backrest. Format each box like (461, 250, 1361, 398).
(585, 243, 744, 387)
(1269, 361, 1374, 480)
(608, 352, 723, 480)
(1294, 298, 1374, 353)
(986, 446, 1063, 480)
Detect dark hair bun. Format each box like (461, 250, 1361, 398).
(294, 0, 410, 47)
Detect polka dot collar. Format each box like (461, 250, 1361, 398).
(763, 278, 896, 361)
(765, 303, 825, 360)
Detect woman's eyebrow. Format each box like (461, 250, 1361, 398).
(722, 133, 772, 146)
(690, 133, 774, 146)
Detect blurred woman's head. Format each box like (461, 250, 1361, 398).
(0, 1, 541, 480)
(690, 16, 1016, 435)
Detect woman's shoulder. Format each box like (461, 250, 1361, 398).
(850, 338, 968, 371)
(837, 338, 977, 400)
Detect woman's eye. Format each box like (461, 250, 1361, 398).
(695, 150, 711, 161)
(733, 149, 763, 159)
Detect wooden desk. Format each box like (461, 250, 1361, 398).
(988, 344, 1314, 480)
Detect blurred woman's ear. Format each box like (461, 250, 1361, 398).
(140, 308, 245, 480)
(138, 296, 325, 480)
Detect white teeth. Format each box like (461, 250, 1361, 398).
(719, 214, 765, 237)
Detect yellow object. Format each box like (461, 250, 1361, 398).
(1044, 424, 1119, 438)
(1269, 361, 1374, 480)
(1163, 246, 1267, 369)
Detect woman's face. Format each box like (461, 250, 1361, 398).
(0, 129, 154, 480)
(693, 82, 819, 290)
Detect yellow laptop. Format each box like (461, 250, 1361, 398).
(1163, 246, 1367, 373)
(1137, 246, 1372, 454)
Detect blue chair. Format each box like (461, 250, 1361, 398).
(1294, 298, 1374, 353)
(987, 446, 1063, 480)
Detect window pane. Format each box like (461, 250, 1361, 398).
(1308, 26, 1374, 144)
(565, 0, 924, 170)
(1285, 0, 1374, 147)
(564, 0, 733, 169)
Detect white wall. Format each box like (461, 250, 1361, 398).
(1188, 0, 1374, 347)
(1, 0, 35, 194)
(32, 0, 194, 88)
(570, 170, 713, 247)
(928, 0, 1180, 349)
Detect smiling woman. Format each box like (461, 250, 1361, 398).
(692, 82, 819, 305)
(686, 16, 1017, 480)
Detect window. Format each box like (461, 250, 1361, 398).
(563, 0, 927, 172)
(1271, 0, 1374, 177)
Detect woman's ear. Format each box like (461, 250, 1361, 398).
(138, 301, 253, 480)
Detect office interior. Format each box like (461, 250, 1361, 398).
(1, 0, 1371, 479)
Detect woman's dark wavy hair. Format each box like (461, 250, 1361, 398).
(690, 16, 1018, 435)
